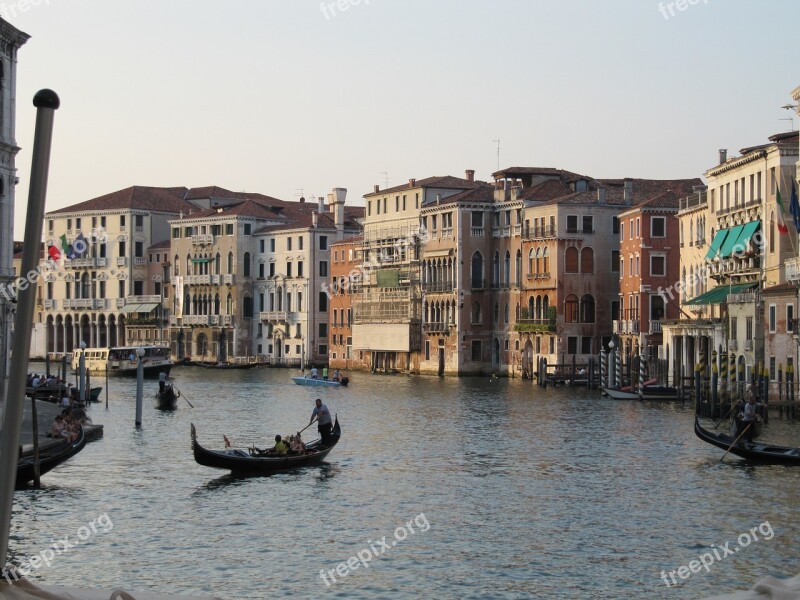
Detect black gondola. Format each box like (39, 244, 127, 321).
(694, 417, 800, 465)
(156, 383, 179, 410)
(16, 426, 86, 488)
(200, 363, 258, 370)
(191, 418, 341, 474)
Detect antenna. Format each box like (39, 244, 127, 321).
(380, 171, 389, 189)
(492, 139, 500, 171)
(294, 187, 305, 199)
(779, 117, 795, 131)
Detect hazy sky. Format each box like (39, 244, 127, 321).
(7, 0, 800, 237)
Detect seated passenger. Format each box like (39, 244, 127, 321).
(271, 435, 288, 456)
(290, 432, 306, 454)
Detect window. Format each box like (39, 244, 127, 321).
(226, 223, 234, 235)
(471, 340, 482, 362)
(320, 236, 328, 250)
(650, 255, 666, 276)
(286, 261, 292, 278)
(287, 238, 292, 251)
(135, 215, 143, 228)
(580, 295, 595, 323)
(769, 304, 777, 332)
(319, 323, 328, 338)
(269, 262, 275, 277)
(298, 261, 304, 278)
(75, 217, 81, 230)
(565, 295, 579, 323)
(566, 215, 578, 233)
(580, 248, 594, 273)
(319, 292, 328, 311)
(788, 305, 794, 333)
(730, 316, 738, 339)
(651, 216, 666, 237)
(582, 216, 593, 234)
(134, 241, 143, 257)
(133, 280, 144, 295)
(611, 250, 620, 272)
(746, 316, 753, 341)
(243, 296, 253, 318)
(425, 340, 430, 361)
(567, 336, 578, 355)
(581, 337, 592, 354)
(118, 241, 126, 257)
(769, 356, 776, 381)
(612, 216, 619, 234)
(472, 211, 483, 227)
(319, 261, 328, 277)
(395, 196, 399, 211)
(172, 228, 180, 239)
(635, 218, 640, 238)
(611, 300, 619, 321)
(621, 221, 625, 241)
(471, 301, 482, 324)
(299, 236, 303, 250)
(565, 247, 579, 273)
(367, 201, 371, 216)
(297, 292, 302, 311)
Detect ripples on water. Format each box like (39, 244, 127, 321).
(8, 365, 800, 599)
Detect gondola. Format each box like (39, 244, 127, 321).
(602, 383, 678, 400)
(16, 426, 87, 488)
(156, 383, 179, 410)
(191, 418, 341, 474)
(291, 376, 348, 387)
(201, 362, 258, 370)
(694, 417, 800, 464)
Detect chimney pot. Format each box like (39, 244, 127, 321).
(719, 149, 727, 165)
(436, 194, 441, 205)
(597, 188, 606, 204)
(409, 178, 416, 188)
(374, 184, 380, 193)
(466, 169, 475, 182)
(318, 197, 324, 214)
(623, 179, 633, 205)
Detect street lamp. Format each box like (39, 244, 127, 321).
(135, 346, 145, 428)
(79, 340, 87, 402)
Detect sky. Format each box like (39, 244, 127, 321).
(6, 0, 800, 237)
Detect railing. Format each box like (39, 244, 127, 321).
(183, 315, 210, 326)
(523, 226, 556, 239)
(423, 322, 450, 334)
(261, 311, 288, 322)
(441, 227, 453, 238)
(513, 319, 556, 333)
(727, 292, 759, 304)
(526, 272, 550, 280)
(678, 191, 707, 211)
(422, 281, 455, 293)
(786, 257, 800, 283)
(134, 257, 146, 266)
(470, 227, 484, 237)
(728, 339, 737, 351)
(744, 339, 753, 351)
(649, 320, 662, 334)
(470, 278, 485, 290)
(221, 315, 234, 326)
(209, 315, 220, 326)
(135, 225, 144, 233)
(126, 295, 161, 304)
(223, 274, 235, 285)
(67, 257, 96, 268)
(44, 299, 57, 309)
(210, 274, 220, 285)
(187, 275, 211, 285)
(63, 298, 94, 309)
(93, 299, 107, 309)
(117, 257, 128, 267)
(170, 316, 178, 326)
(191, 234, 214, 245)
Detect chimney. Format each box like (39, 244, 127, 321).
(374, 185, 380, 193)
(719, 149, 727, 165)
(465, 169, 475, 182)
(312, 211, 318, 228)
(435, 194, 441, 205)
(597, 188, 606, 204)
(623, 178, 633, 205)
(318, 196, 325, 214)
(332, 187, 346, 234)
(409, 178, 416, 188)
(299, 196, 305, 203)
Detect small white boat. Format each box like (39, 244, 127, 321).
(291, 376, 348, 387)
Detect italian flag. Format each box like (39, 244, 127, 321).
(777, 189, 789, 235)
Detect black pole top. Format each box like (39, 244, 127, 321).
(33, 89, 60, 110)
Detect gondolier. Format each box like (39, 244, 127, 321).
(310, 398, 333, 447)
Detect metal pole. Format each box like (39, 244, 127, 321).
(135, 353, 144, 428)
(0, 89, 60, 564)
(638, 352, 646, 400)
(79, 346, 86, 403)
(711, 352, 718, 419)
(105, 362, 109, 409)
(600, 347, 607, 387)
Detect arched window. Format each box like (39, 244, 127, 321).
(471, 252, 484, 288)
(565, 294, 579, 323)
(770, 211, 775, 253)
(504, 251, 510, 287)
(689, 219, 694, 245)
(227, 251, 234, 274)
(184, 293, 191, 315)
(580, 247, 594, 273)
(535, 295, 542, 320)
(494, 302, 499, 324)
(174, 254, 180, 276)
(243, 252, 251, 277)
(214, 293, 220, 315)
(543, 295, 549, 318)
(243, 295, 253, 318)
(565, 247, 579, 273)
(535, 248, 542, 274)
(276, 286, 283, 311)
(226, 293, 233, 314)
(215, 253, 221, 274)
(580, 294, 595, 323)
(542, 247, 549, 274)
(186, 254, 191, 275)
(493, 251, 500, 286)
(472, 301, 482, 324)
(515, 250, 522, 286)
(528, 248, 535, 276)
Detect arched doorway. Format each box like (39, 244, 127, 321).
(493, 338, 501, 371)
(64, 315, 74, 352)
(98, 315, 107, 348)
(80, 314, 91, 347)
(108, 314, 117, 347)
(523, 339, 534, 379)
(197, 332, 208, 358)
(218, 330, 227, 362)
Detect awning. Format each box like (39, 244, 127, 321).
(191, 258, 211, 263)
(705, 229, 729, 260)
(122, 303, 159, 313)
(122, 303, 143, 313)
(718, 224, 745, 258)
(729, 220, 760, 256)
(685, 282, 758, 306)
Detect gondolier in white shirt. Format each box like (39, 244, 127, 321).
(742, 394, 757, 443)
(310, 398, 333, 447)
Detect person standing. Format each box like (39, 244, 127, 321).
(310, 365, 318, 379)
(742, 394, 757, 443)
(322, 366, 329, 381)
(309, 398, 333, 447)
(159, 370, 167, 393)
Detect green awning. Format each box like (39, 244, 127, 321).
(718, 224, 745, 258)
(191, 258, 211, 263)
(705, 229, 729, 260)
(122, 303, 159, 313)
(728, 221, 760, 256)
(685, 282, 758, 306)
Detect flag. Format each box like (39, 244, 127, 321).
(73, 233, 88, 257)
(777, 188, 789, 235)
(59, 234, 71, 257)
(47, 245, 60, 261)
(790, 183, 800, 231)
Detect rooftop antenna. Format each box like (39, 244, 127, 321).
(380, 171, 389, 189)
(493, 139, 500, 171)
(779, 117, 795, 131)
(294, 187, 304, 199)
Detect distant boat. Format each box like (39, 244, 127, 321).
(602, 379, 678, 400)
(72, 345, 173, 377)
(201, 362, 258, 370)
(291, 376, 348, 387)
(191, 418, 341, 474)
(16, 426, 86, 488)
(156, 383, 179, 410)
(694, 418, 800, 464)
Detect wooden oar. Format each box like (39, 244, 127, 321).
(713, 405, 734, 429)
(720, 422, 751, 462)
(299, 420, 315, 434)
(173, 386, 194, 408)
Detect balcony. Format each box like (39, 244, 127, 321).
(423, 322, 451, 334)
(527, 272, 551, 280)
(191, 234, 214, 246)
(470, 227, 484, 237)
(116, 298, 125, 308)
(221, 315, 234, 326)
(209, 315, 220, 326)
(649, 320, 662, 334)
(727, 291, 759, 304)
(187, 275, 211, 285)
(134, 257, 146, 266)
(441, 228, 453, 238)
(523, 226, 556, 240)
(44, 299, 57, 310)
(728, 339, 737, 351)
(64, 298, 94, 309)
(422, 281, 455, 293)
(183, 315, 210, 326)
(210, 274, 221, 285)
(126, 295, 161, 304)
(93, 299, 107, 310)
(170, 316, 178, 326)
(67, 257, 96, 268)
(117, 257, 128, 267)
(223, 274, 235, 285)
(787, 257, 800, 283)
(261, 311, 288, 322)
(514, 319, 556, 333)
(744, 339, 753, 351)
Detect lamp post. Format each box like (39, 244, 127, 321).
(79, 340, 87, 403)
(607, 339, 616, 388)
(135, 346, 145, 428)
(300, 334, 305, 372)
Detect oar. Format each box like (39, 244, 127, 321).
(720, 422, 751, 462)
(173, 386, 194, 408)
(298, 420, 315, 434)
(713, 405, 734, 429)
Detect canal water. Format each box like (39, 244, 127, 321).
(8, 365, 800, 599)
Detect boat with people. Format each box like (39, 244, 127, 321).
(155, 383, 179, 410)
(16, 426, 86, 488)
(291, 375, 348, 387)
(190, 417, 341, 474)
(71, 344, 173, 377)
(694, 417, 800, 464)
(602, 378, 679, 400)
(201, 362, 258, 370)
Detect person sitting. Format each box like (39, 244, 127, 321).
(290, 432, 306, 454)
(270, 435, 288, 456)
(50, 416, 67, 439)
(31, 375, 41, 388)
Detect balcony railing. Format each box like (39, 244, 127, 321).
(441, 228, 453, 238)
(210, 274, 220, 285)
(649, 320, 662, 334)
(223, 274, 235, 285)
(513, 319, 556, 333)
(117, 257, 128, 267)
(187, 275, 211, 285)
(422, 281, 455, 293)
(527, 272, 551, 280)
(66, 257, 96, 268)
(728, 339, 737, 351)
(44, 299, 57, 309)
(126, 295, 161, 304)
(260, 311, 288, 322)
(134, 257, 146, 266)
(221, 315, 234, 326)
(744, 339, 753, 351)
(523, 226, 557, 239)
(470, 277, 485, 290)
(787, 257, 800, 283)
(183, 315, 210, 326)
(191, 234, 214, 245)
(423, 322, 451, 334)
(470, 227, 484, 237)
(727, 292, 759, 304)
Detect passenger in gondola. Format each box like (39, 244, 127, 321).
(290, 432, 306, 454)
(270, 435, 288, 456)
(322, 366, 329, 380)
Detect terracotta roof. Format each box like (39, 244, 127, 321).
(618, 191, 680, 215)
(48, 186, 193, 215)
(517, 178, 576, 202)
(425, 184, 495, 207)
(762, 282, 797, 295)
(538, 178, 703, 207)
(365, 175, 481, 197)
(182, 199, 288, 220)
(492, 166, 586, 180)
(331, 235, 364, 246)
(148, 239, 171, 249)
